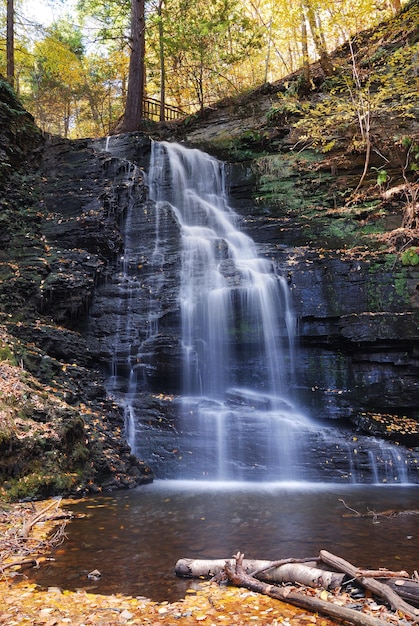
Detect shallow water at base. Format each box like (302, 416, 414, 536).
(29, 482, 419, 602)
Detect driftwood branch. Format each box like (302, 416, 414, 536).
(338, 498, 419, 520)
(0, 557, 47, 572)
(0, 499, 74, 578)
(356, 569, 409, 579)
(320, 550, 419, 622)
(224, 552, 385, 626)
(249, 556, 318, 576)
(22, 498, 62, 539)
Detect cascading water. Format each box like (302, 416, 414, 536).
(147, 141, 311, 480)
(98, 137, 417, 484)
(104, 160, 142, 455)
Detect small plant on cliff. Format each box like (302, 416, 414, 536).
(401, 247, 419, 266)
(372, 167, 388, 190)
(267, 87, 310, 125)
(0, 342, 17, 365)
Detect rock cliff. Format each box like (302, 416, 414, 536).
(0, 87, 152, 499)
(0, 0, 418, 496)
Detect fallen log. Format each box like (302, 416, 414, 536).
(385, 579, 419, 608)
(175, 557, 344, 590)
(224, 552, 385, 626)
(320, 550, 419, 622)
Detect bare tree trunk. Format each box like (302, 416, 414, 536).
(347, 40, 372, 197)
(6, 0, 15, 88)
(300, 3, 310, 85)
(120, 0, 146, 132)
(390, 0, 401, 12)
(84, 83, 102, 132)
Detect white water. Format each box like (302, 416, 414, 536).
(98, 137, 417, 484)
(148, 141, 308, 480)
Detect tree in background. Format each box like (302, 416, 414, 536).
(29, 20, 85, 136)
(6, 0, 13, 85)
(119, 0, 145, 131)
(152, 0, 262, 111)
(302, 0, 333, 76)
(0, 0, 410, 137)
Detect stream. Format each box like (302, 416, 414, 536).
(28, 481, 419, 602)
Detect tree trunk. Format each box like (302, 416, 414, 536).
(303, 0, 333, 76)
(157, 0, 166, 121)
(390, 0, 401, 12)
(224, 553, 386, 626)
(84, 83, 102, 132)
(175, 557, 345, 589)
(300, 3, 310, 85)
(120, 0, 146, 132)
(6, 0, 15, 88)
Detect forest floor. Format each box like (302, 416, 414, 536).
(0, 499, 415, 626)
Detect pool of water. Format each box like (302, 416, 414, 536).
(28, 481, 419, 602)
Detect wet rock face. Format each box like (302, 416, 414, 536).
(78, 139, 419, 430)
(36, 135, 151, 324)
(0, 127, 155, 499)
(284, 251, 419, 420)
(226, 162, 419, 428)
(83, 136, 183, 394)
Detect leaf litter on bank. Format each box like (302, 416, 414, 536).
(0, 579, 341, 625)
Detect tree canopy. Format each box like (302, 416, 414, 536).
(0, 0, 411, 137)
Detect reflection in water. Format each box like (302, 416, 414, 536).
(28, 482, 419, 602)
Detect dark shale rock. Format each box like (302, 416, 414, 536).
(350, 410, 419, 446)
(0, 76, 43, 179)
(0, 84, 155, 498)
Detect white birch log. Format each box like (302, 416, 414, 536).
(175, 558, 345, 590)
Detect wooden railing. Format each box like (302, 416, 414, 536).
(143, 97, 185, 122)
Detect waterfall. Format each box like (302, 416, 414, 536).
(148, 141, 307, 480)
(95, 136, 417, 484)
